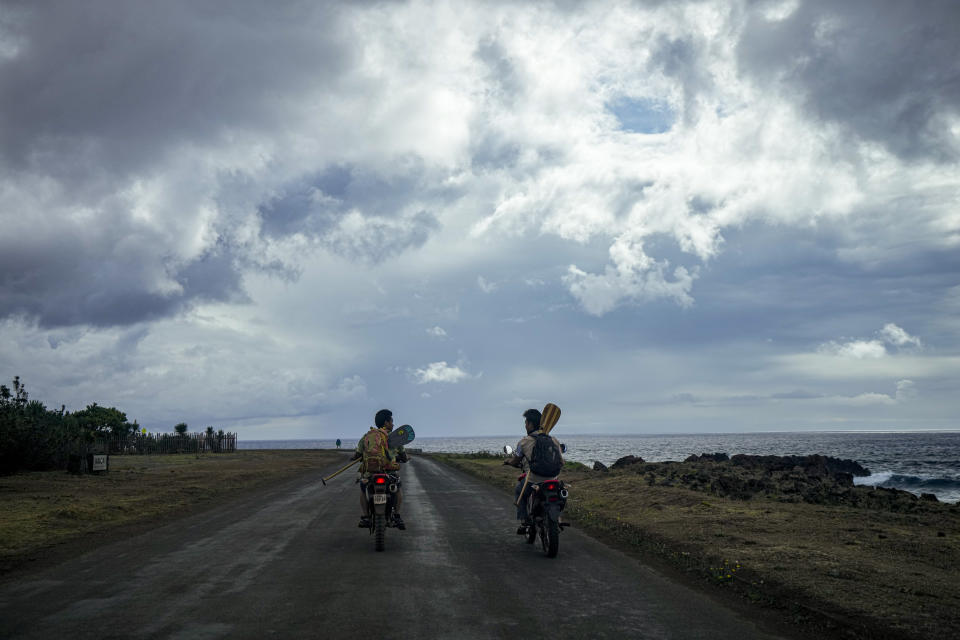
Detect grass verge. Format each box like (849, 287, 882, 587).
(0, 450, 345, 574)
(428, 453, 960, 640)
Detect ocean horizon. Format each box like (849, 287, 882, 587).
(239, 430, 960, 503)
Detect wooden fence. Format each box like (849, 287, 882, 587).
(89, 432, 238, 455)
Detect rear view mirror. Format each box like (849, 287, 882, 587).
(503, 445, 514, 456)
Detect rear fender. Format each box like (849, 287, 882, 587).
(546, 503, 564, 522)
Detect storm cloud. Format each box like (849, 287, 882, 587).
(737, 0, 960, 162)
(1, 0, 958, 436)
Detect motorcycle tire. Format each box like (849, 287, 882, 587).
(545, 517, 559, 558)
(526, 522, 536, 544)
(374, 514, 386, 552)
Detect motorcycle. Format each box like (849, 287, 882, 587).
(363, 472, 402, 552)
(504, 445, 570, 558)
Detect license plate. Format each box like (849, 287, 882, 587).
(373, 494, 387, 504)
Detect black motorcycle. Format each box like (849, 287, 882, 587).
(505, 444, 570, 558)
(363, 473, 401, 551)
(522, 476, 569, 557)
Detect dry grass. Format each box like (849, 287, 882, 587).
(431, 454, 960, 640)
(0, 450, 345, 572)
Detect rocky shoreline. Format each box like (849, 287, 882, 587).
(595, 453, 952, 512)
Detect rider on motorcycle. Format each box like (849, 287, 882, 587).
(503, 408, 563, 535)
(354, 409, 409, 529)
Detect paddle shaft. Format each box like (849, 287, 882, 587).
(516, 472, 532, 506)
(321, 457, 361, 485)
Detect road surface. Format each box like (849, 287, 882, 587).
(0, 456, 788, 639)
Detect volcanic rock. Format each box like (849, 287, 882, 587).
(684, 452, 730, 463)
(611, 455, 645, 469)
(729, 454, 870, 477)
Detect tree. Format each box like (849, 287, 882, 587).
(73, 403, 134, 437)
(1, 376, 28, 408)
(174, 422, 188, 435)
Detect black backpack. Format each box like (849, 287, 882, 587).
(529, 433, 563, 477)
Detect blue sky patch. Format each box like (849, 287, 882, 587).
(606, 97, 675, 134)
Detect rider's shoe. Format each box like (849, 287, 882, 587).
(516, 524, 527, 535)
(393, 513, 406, 530)
(358, 516, 371, 528)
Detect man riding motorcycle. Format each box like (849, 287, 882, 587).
(355, 409, 408, 529)
(503, 408, 563, 534)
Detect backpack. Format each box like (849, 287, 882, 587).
(528, 433, 563, 477)
(360, 428, 397, 473)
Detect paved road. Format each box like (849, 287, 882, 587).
(0, 456, 787, 639)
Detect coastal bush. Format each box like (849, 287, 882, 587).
(0, 376, 138, 475)
(440, 450, 504, 460)
(0, 377, 75, 474)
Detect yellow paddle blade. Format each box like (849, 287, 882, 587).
(541, 402, 561, 434)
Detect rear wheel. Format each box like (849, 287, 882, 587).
(545, 518, 559, 558)
(374, 514, 386, 551)
(525, 521, 536, 544)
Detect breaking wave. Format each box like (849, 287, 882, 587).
(854, 472, 960, 502)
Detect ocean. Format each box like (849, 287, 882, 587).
(239, 431, 960, 504)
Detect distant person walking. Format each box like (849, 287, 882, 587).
(336, 439, 341, 449)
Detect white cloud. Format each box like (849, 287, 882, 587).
(426, 326, 447, 338)
(828, 379, 918, 407)
(331, 375, 367, 401)
(410, 361, 471, 384)
(477, 276, 497, 294)
(818, 339, 887, 359)
(761, 0, 800, 22)
(838, 392, 896, 406)
(816, 324, 922, 361)
(879, 323, 922, 348)
(895, 379, 917, 401)
(564, 237, 697, 316)
(777, 353, 960, 380)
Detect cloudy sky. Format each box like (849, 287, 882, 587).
(1, 0, 958, 438)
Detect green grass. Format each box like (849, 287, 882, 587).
(0, 450, 346, 571)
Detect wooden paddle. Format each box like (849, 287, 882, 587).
(541, 403, 561, 435)
(321, 457, 361, 486)
(516, 403, 561, 505)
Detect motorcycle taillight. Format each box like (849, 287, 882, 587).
(374, 476, 387, 485)
(544, 481, 559, 491)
